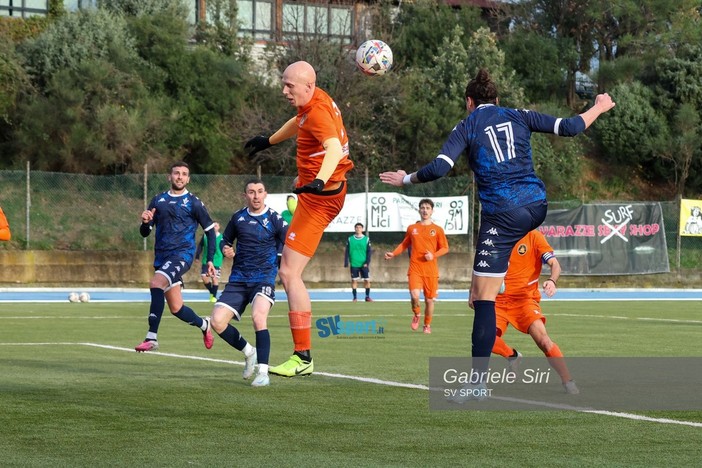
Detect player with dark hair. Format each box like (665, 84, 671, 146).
(385, 199, 449, 334)
(488, 230, 579, 394)
(344, 222, 373, 302)
(135, 161, 217, 352)
(209, 179, 288, 387)
(380, 69, 614, 393)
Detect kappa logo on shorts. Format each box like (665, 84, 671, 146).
(482, 239, 495, 247)
(486, 227, 499, 236)
(477, 249, 490, 256)
(477, 260, 490, 268)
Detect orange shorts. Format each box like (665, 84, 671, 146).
(408, 273, 438, 300)
(285, 183, 347, 258)
(495, 297, 546, 336)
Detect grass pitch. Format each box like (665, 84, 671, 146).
(0, 299, 700, 467)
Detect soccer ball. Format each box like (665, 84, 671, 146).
(355, 40, 393, 76)
(79, 292, 91, 303)
(68, 292, 80, 303)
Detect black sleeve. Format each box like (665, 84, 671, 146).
(195, 235, 204, 260)
(139, 222, 152, 238)
(205, 228, 216, 263)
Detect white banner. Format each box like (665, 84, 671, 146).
(266, 192, 469, 235)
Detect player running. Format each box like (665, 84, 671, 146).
(135, 161, 216, 352)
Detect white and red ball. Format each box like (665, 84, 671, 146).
(355, 40, 393, 76)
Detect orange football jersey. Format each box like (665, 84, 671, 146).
(501, 230, 555, 301)
(295, 87, 354, 186)
(394, 222, 449, 278)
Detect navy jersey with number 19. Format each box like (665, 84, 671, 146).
(417, 104, 586, 214)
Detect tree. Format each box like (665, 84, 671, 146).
(661, 104, 700, 196)
(0, 37, 30, 126)
(595, 81, 669, 176)
(501, 27, 566, 103)
(387, 0, 485, 71)
(507, 0, 595, 107)
(18, 9, 141, 88)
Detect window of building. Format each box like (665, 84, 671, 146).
(64, 0, 96, 11)
(237, 0, 273, 40)
(1, 0, 47, 17)
(282, 2, 353, 43)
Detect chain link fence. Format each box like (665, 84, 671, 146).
(1, 169, 700, 271)
(0, 168, 475, 252)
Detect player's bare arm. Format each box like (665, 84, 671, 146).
(579, 93, 616, 129)
(379, 170, 419, 187)
(542, 258, 562, 298)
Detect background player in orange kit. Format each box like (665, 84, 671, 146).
(244, 61, 353, 377)
(0, 206, 11, 241)
(486, 229, 579, 394)
(385, 199, 449, 334)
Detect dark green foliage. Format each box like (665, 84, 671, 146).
(0, 0, 701, 197)
(388, 0, 485, 71)
(502, 29, 565, 102)
(596, 81, 669, 170)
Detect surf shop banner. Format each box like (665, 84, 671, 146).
(540, 203, 669, 275)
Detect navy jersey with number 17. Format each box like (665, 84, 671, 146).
(417, 104, 586, 214)
(221, 206, 288, 285)
(144, 190, 215, 268)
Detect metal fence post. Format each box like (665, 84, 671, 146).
(25, 160, 30, 250)
(143, 163, 148, 252)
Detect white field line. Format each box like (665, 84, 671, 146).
(1, 341, 701, 429)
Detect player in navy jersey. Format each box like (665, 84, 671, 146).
(135, 161, 217, 352)
(380, 69, 615, 391)
(208, 179, 288, 387)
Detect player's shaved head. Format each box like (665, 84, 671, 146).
(285, 61, 316, 85)
(282, 61, 317, 108)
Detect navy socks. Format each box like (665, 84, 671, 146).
(147, 288, 165, 334)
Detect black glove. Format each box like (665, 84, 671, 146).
(244, 135, 272, 157)
(293, 178, 325, 194)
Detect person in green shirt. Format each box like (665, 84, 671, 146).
(196, 222, 224, 302)
(281, 194, 296, 224)
(344, 223, 373, 302)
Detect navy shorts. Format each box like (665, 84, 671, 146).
(473, 200, 548, 277)
(215, 282, 275, 321)
(155, 256, 192, 291)
(350, 266, 370, 280)
(200, 264, 222, 278)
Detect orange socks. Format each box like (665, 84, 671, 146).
(545, 343, 563, 358)
(492, 335, 514, 358)
(289, 311, 312, 351)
